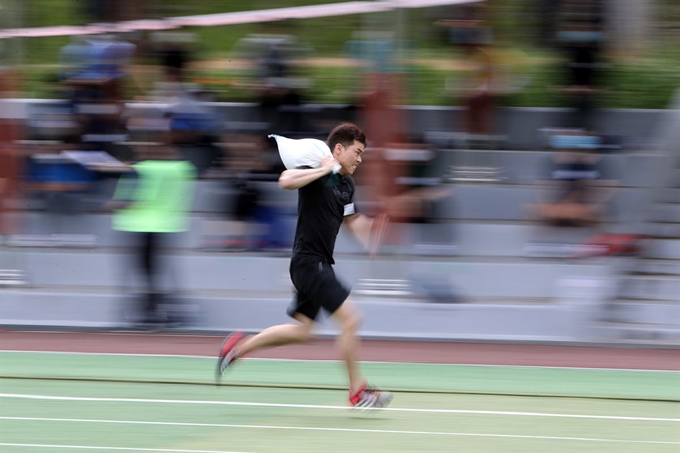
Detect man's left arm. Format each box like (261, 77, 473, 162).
(344, 212, 388, 257)
(344, 213, 373, 251)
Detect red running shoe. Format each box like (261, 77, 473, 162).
(216, 331, 245, 382)
(349, 382, 393, 409)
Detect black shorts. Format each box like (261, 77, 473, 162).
(287, 255, 350, 321)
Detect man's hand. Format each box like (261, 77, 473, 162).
(320, 156, 339, 175)
(369, 213, 389, 258)
(345, 213, 390, 258)
(279, 158, 339, 190)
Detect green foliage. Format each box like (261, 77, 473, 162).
(11, 0, 680, 109)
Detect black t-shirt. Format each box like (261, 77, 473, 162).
(292, 169, 356, 265)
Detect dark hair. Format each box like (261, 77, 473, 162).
(326, 123, 366, 151)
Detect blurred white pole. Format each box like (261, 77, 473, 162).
(639, 89, 680, 229)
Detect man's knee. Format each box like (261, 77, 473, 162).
(344, 312, 363, 334)
(335, 303, 363, 334)
(292, 314, 315, 342)
(297, 323, 314, 342)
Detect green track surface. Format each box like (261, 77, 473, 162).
(0, 352, 678, 401)
(1, 352, 679, 453)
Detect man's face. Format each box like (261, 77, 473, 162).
(333, 140, 365, 176)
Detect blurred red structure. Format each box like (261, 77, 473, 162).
(0, 69, 22, 237)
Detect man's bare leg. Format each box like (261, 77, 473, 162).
(330, 299, 364, 394)
(234, 315, 315, 359)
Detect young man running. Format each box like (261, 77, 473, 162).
(217, 123, 392, 409)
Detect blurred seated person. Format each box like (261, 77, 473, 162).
(232, 31, 311, 132)
(357, 144, 453, 250)
(221, 134, 268, 250)
(529, 141, 614, 227)
(151, 49, 223, 176)
(62, 36, 135, 156)
(202, 134, 289, 251)
(168, 110, 223, 177)
(386, 145, 452, 224)
(23, 142, 98, 237)
(150, 48, 196, 100)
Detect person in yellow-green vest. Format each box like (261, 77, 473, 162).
(111, 146, 195, 326)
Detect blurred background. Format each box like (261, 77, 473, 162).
(0, 0, 678, 343)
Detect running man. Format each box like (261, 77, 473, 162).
(217, 123, 392, 409)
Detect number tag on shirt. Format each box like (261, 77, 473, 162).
(343, 203, 355, 217)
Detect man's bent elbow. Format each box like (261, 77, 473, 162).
(279, 178, 297, 190)
(278, 174, 297, 190)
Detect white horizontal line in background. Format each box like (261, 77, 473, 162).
(0, 394, 677, 422)
(0, 418, 677, 446)
(0, 444, 251, 453)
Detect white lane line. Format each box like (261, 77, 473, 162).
(0, 419, 677, 446)
(0, 444, 252, 453)
(0, 393, 677, 422)
(1, 350, 677, 372)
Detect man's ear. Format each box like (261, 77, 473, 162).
(332, 143, 344, 156)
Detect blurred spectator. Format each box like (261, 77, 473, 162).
(22, 144, 99, 245)
(218, 134, 268, 250)
(529, 141, 613, 227)
(356, 142, 454, 252)
(151, 46, 224, 176)
(231, 29, 312, 133)
(110, 144, 195, 326)
(556, 0, 607, 132)
(62, 35, 136, 158)
(383, 146, 449, 223)
(436, 7, 506, 183)
(524, 133, 645, 259)
(439, 5, 497, 137)
(203, 133, 292, 252)
(148, 45, 196, 101)
(14, 35, 135, 246)
(258, 34, 309, 133)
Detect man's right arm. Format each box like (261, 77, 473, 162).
(278, 156, 337, 190)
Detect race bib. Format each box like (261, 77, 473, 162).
(343, 203, 355, 216)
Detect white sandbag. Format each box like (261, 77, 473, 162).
(269, 134, 341, 174)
